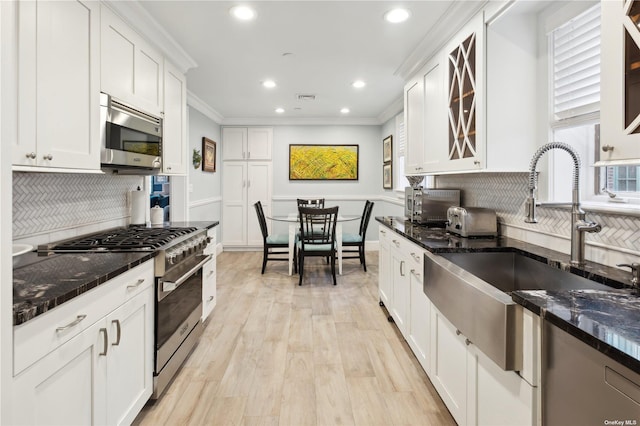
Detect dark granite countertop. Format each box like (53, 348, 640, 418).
(376, 216, 640, 373)
(13, 251, 154, 326)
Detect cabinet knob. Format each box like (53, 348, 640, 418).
(43, 154, 53, 161)
(25, 152, 36, 159)
(602, 145, 614, 153)
(465, 338, 472, 346)
(473, 160, 480, 166)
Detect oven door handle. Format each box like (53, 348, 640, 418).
(161, 254, 212, 293)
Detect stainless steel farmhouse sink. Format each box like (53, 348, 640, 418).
(423, 250, 613, 371)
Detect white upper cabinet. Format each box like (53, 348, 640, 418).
(600, 0, 640, 164)
(101, 6, 163, 116)
(222, 127, 273, 161)
(162, 60, 187, 175)
(13, 0, 100, 170)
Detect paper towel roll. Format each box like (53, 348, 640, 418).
(130, 190, 146, 225)
(150, 205, 164, 225)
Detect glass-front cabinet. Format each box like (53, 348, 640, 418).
(600, 0, 640, 164)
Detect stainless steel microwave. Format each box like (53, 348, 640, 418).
(100, 93, 162, 173)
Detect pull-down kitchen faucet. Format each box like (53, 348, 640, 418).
(525, 142, 601, 267)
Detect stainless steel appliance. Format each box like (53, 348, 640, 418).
(39, 226, 211, 398)
(101, 93, 163, 173)
(543, 320, 640, 423)
(446, 206, 497, 237)
(405, 188, 460, 225)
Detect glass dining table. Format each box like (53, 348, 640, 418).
(267, 213, 361, 276)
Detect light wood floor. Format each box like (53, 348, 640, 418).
(134, 251, 455, 426)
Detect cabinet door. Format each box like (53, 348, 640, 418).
(162, 60, 187, 175)
(247, 127, 273, 160)
(422, 56, 448, 173)
(404, 74, 425, 174)
(440, 12, 485, 173)
(600, 1, 640, 163)
(105, 287, 154, 426)
(12, 320, 107, 425)
(378, 227, 392, 307)
(408, 258, 430, 376)
(430, 306, 468, 425)
(15, 0, 100, 169)
(390, 239, 410, 337)
(222, 162, 248, 245)
(247, 162, 272, 246)
(222, 127, 248, 160)
(101, 6, 163, 115)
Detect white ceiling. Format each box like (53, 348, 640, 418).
(134, 1, 463, 124)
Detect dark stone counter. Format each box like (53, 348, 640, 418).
(376, 216, 640, 373)
(13, 251, 154, 326)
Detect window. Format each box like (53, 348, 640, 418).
(395, 113, 409, 190)
(550, 3, 640, 204)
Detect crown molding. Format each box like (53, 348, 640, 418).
(377, 96, 403, 125)
(102, 0, 198, 74)
(395, 1, 488, 81)
(187, 91, 224, 124)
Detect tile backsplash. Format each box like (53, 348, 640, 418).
(436, 172, 640, 255)
(13, 172, 142, 240)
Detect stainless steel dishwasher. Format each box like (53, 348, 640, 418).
(543, 320, 640, 424)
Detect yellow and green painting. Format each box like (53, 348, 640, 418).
(289, 145, 359, 180)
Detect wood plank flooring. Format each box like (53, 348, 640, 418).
(134, 251, 455, 426)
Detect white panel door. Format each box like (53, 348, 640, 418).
(378, 227, 392, 308)
(162, 60, 187, 175)
(390, 246, 410, 337)
(222, 127, 248, 160)
(247, 162, 272, 246)
(404, 76, 425, 174)
(12, 320, 107, 425)
(422, 58, 448, 172)
(135, 41, 163, 115)
(15, 0, 100, 169)
(409, 268, 430, 375)
(247, 127, 273, 160)
(222, 162, 247, 245)
(106, 288, 154, 426)
(101, 6, 136, 104)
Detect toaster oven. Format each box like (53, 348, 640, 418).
(405, 188, 460, 225)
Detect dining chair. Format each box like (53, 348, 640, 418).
(254, 201, 295, 274)
(297, 206, 338, 286)
(342, 200, 374, 271)
(296, 198, 325, 208)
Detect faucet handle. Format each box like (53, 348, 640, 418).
(616, 263, 640, 286)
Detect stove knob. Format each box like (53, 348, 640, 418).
(167, 250, 177, 264)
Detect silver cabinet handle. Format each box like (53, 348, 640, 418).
(208, 295, 214, 302)
(465, 338, 472, 346)
(43, 154, 53, 161)
(247, 151, 251, 159)
(127, 278, 145, 290)
(243, 151, 246, 159)
(602, 145, 614, 152)
(56, 315, 87, 333)
(400, 260, 405, 276)
(99, 328, 108, 356)
(410, 269, 421, 279)
(207, 270, 215, 277)
(380, 229, 386, 235)
(166, 166, 172, 171)
(25, 152, 36, 159)
(247, 180, 251, 188)
(456, 329, 462, 336)
(392, 240, 400, 248)
(410, 252, 421, 262)
(111, 320, 121, 346)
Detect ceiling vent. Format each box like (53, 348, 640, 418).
(296, 94, 316, 101)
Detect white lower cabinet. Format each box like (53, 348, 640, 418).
(378, 227, 538, 425)
(202, 230, 217, 321)
(12, 261, 154, 425)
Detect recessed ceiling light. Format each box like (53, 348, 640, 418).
(230, 5, 256, 21)
(352, 80, 366, 89)
(340, 108, 350, 114)
(275, 107, 285, 113)
(262, 80, 276, 88)
(384, 8, 410, 23)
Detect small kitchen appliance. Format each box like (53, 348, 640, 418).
(446, 206, 497, 237)
(405, 188, 461, 225)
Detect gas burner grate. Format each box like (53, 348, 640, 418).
(48, 227, 198, 251)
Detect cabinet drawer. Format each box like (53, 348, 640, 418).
(14, 261, 153, 375)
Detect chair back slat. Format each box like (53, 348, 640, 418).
(253, 201, 269, 240)
(359, 200, 374, 237)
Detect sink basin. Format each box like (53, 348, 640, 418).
(439, 251, 612, 293)
(423, 250, 614, 371)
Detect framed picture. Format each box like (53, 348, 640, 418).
(289, 144, 359, 180)
(202, 137, 216, 172)
(383, 162, 393, 189)
(383, 135, 393, 163)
